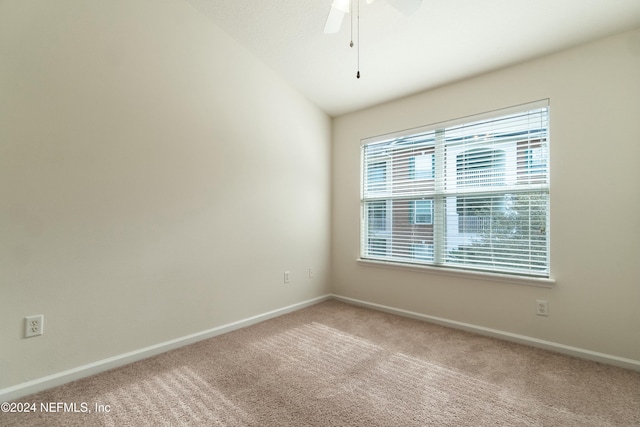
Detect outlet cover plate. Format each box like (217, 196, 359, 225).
(536, 300, 549, 316)
(25, 315, 44, 337)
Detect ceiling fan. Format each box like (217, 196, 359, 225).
(323, 0, 422, 34)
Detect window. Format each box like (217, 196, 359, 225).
(456, 148, 505, 187)
(365, 200, 391, 256)
(367, 161, 388, 193)
(410, 153, 434, 180)
(412, 242, 434, 261)
(526, 146, 547, 175)
(411, 199, 433, 225)
(456, 148, 505, 233)
(361, 101, 550, 278)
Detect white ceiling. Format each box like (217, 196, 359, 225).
(185, 0, 640, 116)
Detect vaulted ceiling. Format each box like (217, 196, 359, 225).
(186, 0, 640, 116)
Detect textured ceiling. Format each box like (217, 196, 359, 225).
(185, 0, 640, 116)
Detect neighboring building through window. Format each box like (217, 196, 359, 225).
(361, 101, 550, 278)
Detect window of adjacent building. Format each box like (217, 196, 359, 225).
(526, 146, 548, 175)
(360, 101, 550, 278)
(410, 153, 434, 180)
(411, 199, 433, 225)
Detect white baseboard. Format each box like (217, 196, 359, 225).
(0, 294, 332, 403)
(331, 294, 640, 372)
(3, 292, 637, 403)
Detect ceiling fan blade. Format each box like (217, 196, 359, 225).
(324, 0, 350, 34)
(324, 7, 345, 33)
(386, 0, 421, 15)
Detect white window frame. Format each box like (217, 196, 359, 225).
(360, 100, 552, 283)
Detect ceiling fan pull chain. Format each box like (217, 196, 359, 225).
(357, 0, 361, 79)
(350, 0, 354, 47)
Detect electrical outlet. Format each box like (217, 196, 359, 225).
(536, 300, 549, 316)
(308, 268, 314, 278)
(25, 315, 44, 338)
(284, 271, 290, 283)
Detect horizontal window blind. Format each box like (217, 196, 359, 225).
(361, 102, 550, 277)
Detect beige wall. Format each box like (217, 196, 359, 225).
(1, 0, 638, 395)
(0, 0, 331, 389)
(331, 29, 640, 361)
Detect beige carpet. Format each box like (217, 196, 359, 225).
(2, 300, 639, 426)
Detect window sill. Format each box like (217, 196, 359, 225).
(356, 258, 555, 288)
